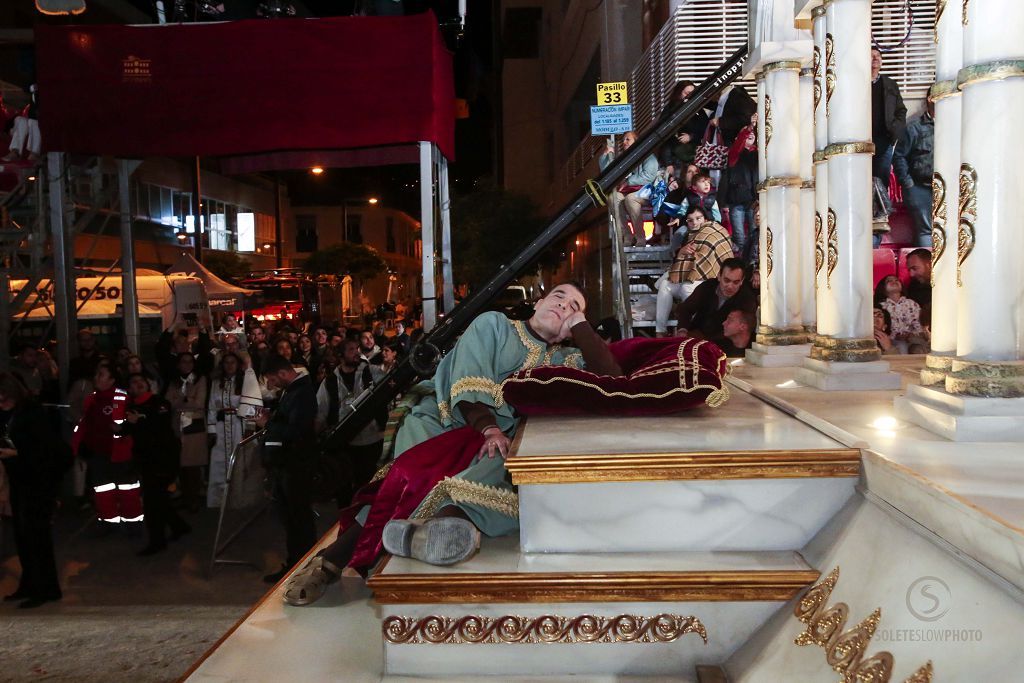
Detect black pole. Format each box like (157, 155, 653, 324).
(191, 156, 203, 263)
(320, 46, 749, 452)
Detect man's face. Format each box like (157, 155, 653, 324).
(360, 331, 375, 351)
(530, 284, 586, 341)
(78, 331, 95, 352)
(907, 255, 931, 284)
(18, 348, 38, 368)
(94, 366, 115, 391)
(622, 132, 636, 149)
(722, 310, 748, 337)
(871, 50, 882, 79)
(224, 334, 239, 351)
(314, 329, 328, 345)
(343, 341, 361, 365)
(252, 327, 266, 342)
(128, 375, 150, 398)
(223, 315, 237, 330)
(718, 267, 744, 298)
(685, 211, 706, 231)
(694, 177, 712, 193)
(329, 334, 343, 348)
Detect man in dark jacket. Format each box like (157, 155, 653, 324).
(870, 48, 908, 191)
(257, 353, 318, 583)
(893, 99, 935, 247)
(672, 258, 755, 339)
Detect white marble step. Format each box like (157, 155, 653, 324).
(506, 389, 861, 553)
(369, 537, 817, 678)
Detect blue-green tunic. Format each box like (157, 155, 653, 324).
(392, 311, 583, 536)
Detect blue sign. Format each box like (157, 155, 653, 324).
(590, 104, 633, 135)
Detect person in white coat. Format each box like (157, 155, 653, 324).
(206, 352, 262, 508)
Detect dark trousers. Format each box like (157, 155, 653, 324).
(141, 474, 189, 546)
(271, 464, 317, 567)
(338, 441, 384, 508)
(9, 480, 61, 600)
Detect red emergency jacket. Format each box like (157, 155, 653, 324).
(72, 386, 133, 463)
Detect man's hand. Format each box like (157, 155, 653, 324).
(677, 132, 691, 144)
(0, 447, 17, 459)
(558, 311, 588, 341)
(254, 408, 270, 428)
(478, 426, 511, 460)
(874, 329, 893, 352)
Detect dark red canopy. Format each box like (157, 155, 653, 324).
(36, 13, 455, 160)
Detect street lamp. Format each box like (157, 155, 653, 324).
(368, 197, 379, 205)
(310, 166, 325, 175)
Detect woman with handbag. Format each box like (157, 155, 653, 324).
(164, 352, 208, 513)
(0, 372, 65, 608)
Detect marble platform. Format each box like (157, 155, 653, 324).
(794, 357, 903, 391)
(508, 389, 859, 553)
(894, 382, 1024, 442)
(369, 536, 816, 678)
(744, 342, 811, 368)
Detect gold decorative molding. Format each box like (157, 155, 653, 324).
(812, 5, 827, 19)
(801, 180, 815, 190)
(945, 358, 1024, 398)
(759, 176, 803, 191)
(826, 208, 838, 289)
(813, 150, 827, 163)
(930, 173, 946, 286)
(824, 33, 836, 116)
(794, 567, 934, 683)
(504, 448, 861, 485)
(764, 93, 773, 149)
(928, 79, 959, 101)
(371, 568, 823, 604)
(763, 60, 803, 75)
(814, 211, 825, 283)
(382, 613, 708, 645)
(956, 163, 976, 288)
(958, 60, 1024, 89)
(935, 0, 946, 42)
(765, 226, 774, 278)
(823, 141, 876, 158)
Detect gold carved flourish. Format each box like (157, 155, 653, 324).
(765, 226, 774, 278)
(930, 173, 946, 286)
(826, 208, 838, 289)
(764, 94, 773, 148)
(382, 613, 708, 645)
(794, 568, 934, 683)
(814, 212, 825, 283)
(824, 33, 836, 116)
(813, 46, 822, 112)
(957, 164, 977, 288)
(934, 0, 946, 41)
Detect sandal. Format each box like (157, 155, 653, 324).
(282, 555, 341, 606)
(382, 517, 481, 566)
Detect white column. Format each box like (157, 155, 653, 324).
(798, 66, 817, 334)
(418, 141, 438, 332)
(756, 75, 768, 180)
(812, 5, 836, 342)
(946, 0, 1024, 397)
(919, 0, 963, 386)
(819, 0, 876, 360)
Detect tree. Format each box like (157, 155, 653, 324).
(203, 251, 252, 282)
(303, 242, 388, 280)
(451, 183, 557, 291)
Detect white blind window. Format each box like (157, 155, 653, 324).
(872, 0, 936, 100)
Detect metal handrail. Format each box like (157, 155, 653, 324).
(208, 427, 267, 574)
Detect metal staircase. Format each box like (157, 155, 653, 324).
(622, 244, 676, 335)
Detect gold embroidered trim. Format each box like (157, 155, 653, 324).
(512, 320, 544, 370)
(383, 613, 708, 645)
(414, 476, 519, 520)
(369, 461, 393, 484)
(437, 400, 451, 424)
(931, 173, 946, 286)
(794, 567, 934, 683)
(563, 352, 584, 369)
(450, 376, 504, 408)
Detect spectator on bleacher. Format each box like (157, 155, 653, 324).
(654, 206, 734, 336)
(720, 117, 758, 255)
(742, 200, 761, 265)
(671, 257, 755, 341)
(708, 310, 756, 357)
(893, 98, 934, 247)
(713, 85, 757, 146)
(870, 48, 908, 194)
(874, 275, 922, 349)
(661, 172, 723, 237)
(873, 307, 901, 355)
(600, 130, 662, 247)
(659, 80, 707, 181)
(904, 248, 932, 318)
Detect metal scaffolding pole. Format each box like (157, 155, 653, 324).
(191, 156, 203, 264)
(119, 160, 141, 354)
(418, 141, 437, 331)
(47, 152, 76, 388)
(438, 153, 455, 313)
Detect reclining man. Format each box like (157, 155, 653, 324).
(283, 283, 623, 606)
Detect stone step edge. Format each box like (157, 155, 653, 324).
(505, 448, 861, 485)
(368, 565, 821, 605)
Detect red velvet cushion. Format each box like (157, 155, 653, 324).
(501, 337, 730, 417)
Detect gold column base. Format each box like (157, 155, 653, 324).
(920, 353, 954, 387)
(811, 336, 881, 363)
(945, 359, 1024, 398)
(757, 325, 809, 346)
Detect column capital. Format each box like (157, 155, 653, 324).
(762, 60, 803, 75)
(958, 59, 1024, 90)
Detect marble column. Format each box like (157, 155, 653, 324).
(919, 3, 963, 387)
(798, 66, 817, 337)
(895, 0, 1024, 440)
(947, 0, 1024, 398)
(745, 61, 812, 367)
(811, 5, 836, 340)
(795, 0, 900, 390)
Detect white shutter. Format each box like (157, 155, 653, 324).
(872, 0, 937, 100)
